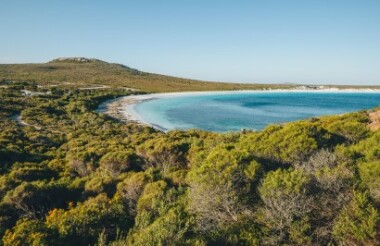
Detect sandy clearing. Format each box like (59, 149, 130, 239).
(369, 109, 380, 131)
(10, 114, 42, 130)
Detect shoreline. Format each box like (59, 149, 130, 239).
(95, 95, 167, 131)
(96, 88, 380, 131)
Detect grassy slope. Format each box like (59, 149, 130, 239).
(0, 58, 293, 93)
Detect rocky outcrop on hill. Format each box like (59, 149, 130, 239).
(50, 57, 104, 63)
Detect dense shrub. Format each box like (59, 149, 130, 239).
(0, 84, 379, 245)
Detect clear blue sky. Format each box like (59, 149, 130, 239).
(1, 0, 379, 85)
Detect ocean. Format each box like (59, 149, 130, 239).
(133, 91, 380, 132)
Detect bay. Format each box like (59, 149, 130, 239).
(133, 91, 380, 132)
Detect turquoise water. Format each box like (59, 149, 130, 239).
(134, 92, 380, 132)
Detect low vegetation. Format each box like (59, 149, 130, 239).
(0, 60, 379, 245)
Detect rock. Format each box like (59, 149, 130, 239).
(50, 57, 104, 63)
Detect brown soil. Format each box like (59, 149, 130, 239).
(368, 109, 380, 131)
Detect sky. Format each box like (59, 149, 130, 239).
(0, 0, 379, 85)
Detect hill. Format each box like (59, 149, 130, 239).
(0, 58, 293, 92)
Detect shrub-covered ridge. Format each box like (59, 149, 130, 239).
(0, 82, 379, 245)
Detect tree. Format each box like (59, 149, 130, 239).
(359, 161, 380, 201)
(297, 149, 354, 244)
(98, 150, 135, 178)
(2, 219, 54, 246)
(188, 144, 261, 236)
(328, 121, 369, 144)
(333, 191, 379, 245)
(45, 194, 131, 245)
(258, 169, 312, 244)
(117, 172, 151, 215)
(240, 122, 331, 164)
(137, 136, 190, 174)
(3, 181, 78, 218)
(126, 205, 198, 246)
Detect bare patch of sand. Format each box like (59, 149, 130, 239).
(79, 85, 110, 90)
(96, 97, 145, 123)
(369, 109, 380, 131)
(10, 114, 42, 130)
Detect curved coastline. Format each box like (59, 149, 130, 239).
(97, 88, 380, 131)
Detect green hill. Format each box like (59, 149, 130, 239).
(0, 57, 292, 92)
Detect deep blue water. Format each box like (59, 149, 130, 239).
(134, 92, 380, 132)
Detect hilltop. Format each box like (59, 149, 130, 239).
(49, 57, 106, 63)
